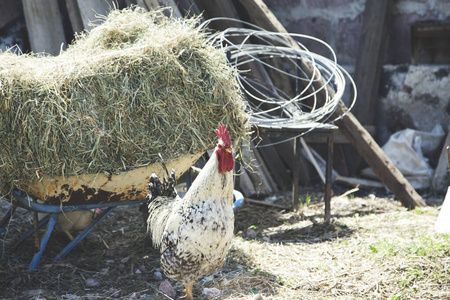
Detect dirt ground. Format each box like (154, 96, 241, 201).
(0, 184, 448, 300)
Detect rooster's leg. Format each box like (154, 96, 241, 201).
(183, 282, 194, 300)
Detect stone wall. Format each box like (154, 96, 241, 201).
(266, 0, 450, 65)
(266, 0, 450, 184)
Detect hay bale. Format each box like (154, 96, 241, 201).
(0, 7, 248, 196)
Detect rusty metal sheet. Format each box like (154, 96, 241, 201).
(17, 152, 203, 205)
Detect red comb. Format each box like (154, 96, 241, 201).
(215, 123, 231, 148)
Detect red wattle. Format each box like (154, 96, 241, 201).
(216, 149, 234, 173)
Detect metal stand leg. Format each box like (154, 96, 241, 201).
(29, 213, 58, 270)
(12, 215, 50, 250)
(53, 207, 115, 262)
(324, 132, 334, 224)
(292, 137, 300, 211)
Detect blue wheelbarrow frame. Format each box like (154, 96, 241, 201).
(0, 187, 244, 270)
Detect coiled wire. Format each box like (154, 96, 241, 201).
(202, 18, 356, 140)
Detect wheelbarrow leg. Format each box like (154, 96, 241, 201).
(29, 213, 58, 270)
(53, 207, 115, 262)
(12, 215, 50, 250)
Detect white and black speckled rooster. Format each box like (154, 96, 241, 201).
(146, 123, 235, 300)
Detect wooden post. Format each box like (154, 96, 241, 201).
(235, 0, 426, 208)
(22, 0, 66, 55)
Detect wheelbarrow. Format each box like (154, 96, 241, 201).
(0, 152, 244, 270)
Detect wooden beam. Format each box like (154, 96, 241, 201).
(235, 0, 426, 208)
(352, 0, 391, 125)
(22, 0, 66, 55)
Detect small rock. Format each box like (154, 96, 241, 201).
(153, 271, 163, 280)
(135, 269, 142, 274)
(10, 276, 21, 285)
(86, 294, 100, 300)
(202, 287, 221, 297)
(138, 265, 146, 272)
(21, 289, 47, 297)
(201, 274, 214, 283)
(262, 236, 270, 242)
(85, 278, 100, 287)
(159, 279, 176, 298)
(121, 256, 131, 263)
(100, 268, 109, 275)
(111, 290, 120, 298)
(61, 294, 80, 299)
(129, 292, 140, 299)
(244, 228, 256, 237)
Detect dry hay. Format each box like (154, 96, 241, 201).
(221, 194, 450, 300)
(0, 7, 248, 196)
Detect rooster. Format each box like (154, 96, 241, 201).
(146, 123, 235, 300)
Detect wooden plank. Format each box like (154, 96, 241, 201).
(65, 0, 84, 34)
(238, 169, 258, 196)
(343, 0, 391, 175)
(239, 139, 277, 196)
(142, 0, 182, 17)
(255, 134, 291, 190)
(335, 175, 385, 189)
(303, 126, 375, 144)
(22, 0, 66, 55)
(176, 0, 201, 17)
(76, 0, 115, 31)
(235, 0, 426, 208)
(352, 0, 391, 125)
(244, 198, 287, 210)
(158, 0, 183, 17)
(432, 127, 450, 191)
